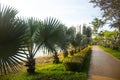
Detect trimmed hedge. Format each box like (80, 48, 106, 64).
(63, 47, 91, 72)
(63, 56, 83, 72)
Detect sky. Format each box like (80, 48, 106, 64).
(0, 0, 102, 27)
(0, 0, 113, 57)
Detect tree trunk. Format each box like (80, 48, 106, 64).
(63, 50, 68, 58)
(25, 57, 35, 74)
(70, 50, 74, 56)
(78, 47, 81, 52)
(53, 51, 59, 64)
(74, 48, 77, 53)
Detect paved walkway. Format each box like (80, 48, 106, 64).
(88, 46, 120, 80)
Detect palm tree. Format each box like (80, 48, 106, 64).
(66, 27, 76, 55)
(24, 18, 41, 74)
(81, 35, 87, 48)
(86, 27, 92, 45)
(82, 25, 92, 47)
(35, 17, 65, 64)
(59, 26, 69, 58)
(75, 32, 82, 52)
(0, 5, 27, 75)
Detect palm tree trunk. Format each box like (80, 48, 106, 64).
(63, 50, 68, 58)
(53, 51, 59, 64)
(78, 47, 81, 52)
(70, 50, 74, 56)
(74, 48, 77, 53)
(25, 57, 35, 74)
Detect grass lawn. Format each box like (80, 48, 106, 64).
(99, 46, 120, 59)
(0, 49, 92, 80)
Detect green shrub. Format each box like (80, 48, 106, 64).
(63, 56, 84, 72)
(63, 47, 91, 72)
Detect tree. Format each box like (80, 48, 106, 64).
(90, 0, 120, 21)
(0, 5, 27, 75)
(101, 30, 119, 50)
(86, 27, 92, 45)
(35, 17, 65, 64)
(83, 24, 87, 35)
(67, 26, 76, 55)
(82, 25, 92, 47)
(90, 0, 120, 32)
(59, 26, 69, 58)
(110, 20, 120, 48)
(94, 30, 119, 50)
(74, 32, 82, 52)
(70, 26, 83, 53)
(91, 18, 104, 37)
(90, 0, 120, 47)
(24, 18, 41, 74)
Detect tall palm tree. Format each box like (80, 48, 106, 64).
(35, 17, 65, 64)
(0, 5, 27, 75)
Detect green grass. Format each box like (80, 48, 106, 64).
(99, 46, 120, 59)
(0, 64, 87, 80)
(0, 48, 92, 80)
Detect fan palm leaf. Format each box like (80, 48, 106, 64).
(24, 18, 41, 57)
(35, 17, 64, 52)
(35, 17, 65, 63)
(0, 5, 27, 75)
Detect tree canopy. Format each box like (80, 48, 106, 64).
(90, 0, 120, 31)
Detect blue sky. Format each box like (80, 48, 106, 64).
(0, 0, 102, 27)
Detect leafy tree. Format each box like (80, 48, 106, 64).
(90, 0, 120, 21)
(91, 18, 104, 36)
(94, 30, 119, 50)
(90, 0, 120, 48)
(101, 30, 119, 50)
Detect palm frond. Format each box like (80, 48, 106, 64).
(35, 17, 65, 53)
(23, 17, 42, 57)
(0, 5, 27, 75)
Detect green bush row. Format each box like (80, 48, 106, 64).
(63, 47, 91, 72)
